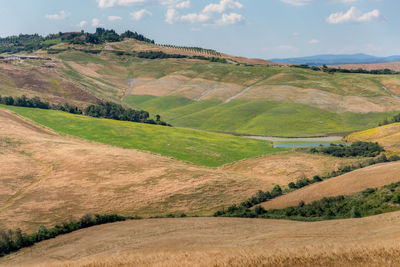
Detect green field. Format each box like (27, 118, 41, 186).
(125, 95, 396, 137)
(2, 105, 286, 167)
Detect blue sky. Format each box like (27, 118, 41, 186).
(0, 0, 398, 59)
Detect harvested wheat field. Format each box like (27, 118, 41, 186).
(3, 214, 400, 266)
(221, 151, 359, 185)
(347, 122, 400, 152)
(0, 108, 357, 232)
(0, 108, 256, 231)
(261, 161, 400, 210)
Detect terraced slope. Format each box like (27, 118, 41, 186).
(3, 214, 400, 266)
(261, 161, 400, 210)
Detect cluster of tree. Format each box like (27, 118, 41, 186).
(310, 141, 384, 158)
(0, 95, 50, 109)
(0, 95, 170, 126)
(137, 51, 187, 59)
(0, 214, 130, 257)
(84, 102, 170, 126)
(192, 55, 227, 63)
(214, 185, 283, 216)
(134, 51, 227, 63)
(84, 28, 155, 45)
(293, 64, 400, 75)
(0, 28, 155, 54)
(216, 181, 400, 221)
(214, 152, 400, 216)
(0, 33, 61, 53)
(380, 113, 400, 126)
(120, 30, 154, 43)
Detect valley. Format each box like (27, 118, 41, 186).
(1, 24, 400, 266)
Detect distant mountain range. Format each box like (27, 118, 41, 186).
(269, 53, 400, 66)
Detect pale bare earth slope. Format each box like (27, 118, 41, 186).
(3, 214, 400, 266)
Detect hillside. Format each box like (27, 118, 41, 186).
(330, 62, 400, 72)
(347, 122, 400, 152)
(1, 31, 400, 136)
(261, 161, 400, 210)
(3, 214, 400, 266)
(0, 107, 361, 232)
(1, 105, 286, 166)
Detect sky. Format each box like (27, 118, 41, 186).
(0, 0, 398, 59)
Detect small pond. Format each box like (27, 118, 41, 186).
(243, 135, 343, 148)
(273, 142, 332, 148)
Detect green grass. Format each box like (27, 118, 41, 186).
(2, 105, 286, 167)
(124, 96, 396, 137)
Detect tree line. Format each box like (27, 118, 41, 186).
(0, 95, 170, 126)
(110, 50, 228, 63)
(293, 64, 400, 75)
(380, 112, 400, 126)
(0, 214, 130, 257)
(214, 152, 400, 216)
(215, 181, 400, 221)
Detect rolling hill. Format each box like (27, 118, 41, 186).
(3, 214, 400, 266)
(347, 122, 400, 152)
(0, 107, 359, 232)
(261, 161, 400, 210)
(2, 34, 400, 136)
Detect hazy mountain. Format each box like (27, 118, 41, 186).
(269, 53, 400, 66)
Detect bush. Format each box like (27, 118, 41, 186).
(350, 206, 361, 218)
(311, 142, 384, 158)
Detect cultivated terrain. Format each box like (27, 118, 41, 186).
(2, 30, 400, 266)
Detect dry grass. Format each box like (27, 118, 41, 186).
(347, 122, 400, 152)
(261, 161, 400, 209)
(0, 61, 100, 106)
(330, 61, 400, 72)
(3, 214, 400, 266)
(0, 108, 349, 232)
(221, 151, 359, 185)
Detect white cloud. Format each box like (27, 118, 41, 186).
(215, 12, 244, 25)
(203, 0, 243, 14)
(281, 0, 356, 5)
(181, 12, 210, 23)
(108, 15, 122, 21)
(78, 21, 87, 28)
(130, 9, 152, 20)
(45, 10, 70, 20)
(165, 8, 179, 24)
(176, 0, 190, 9)
(309, 39, 319, 44)
(92, 18, 101, 27)
(326, 6, 381, 24)
(97, 0, 148, 8)
(280, 0, 313, 6)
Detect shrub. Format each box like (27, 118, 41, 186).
(350, 206, 361, 218)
